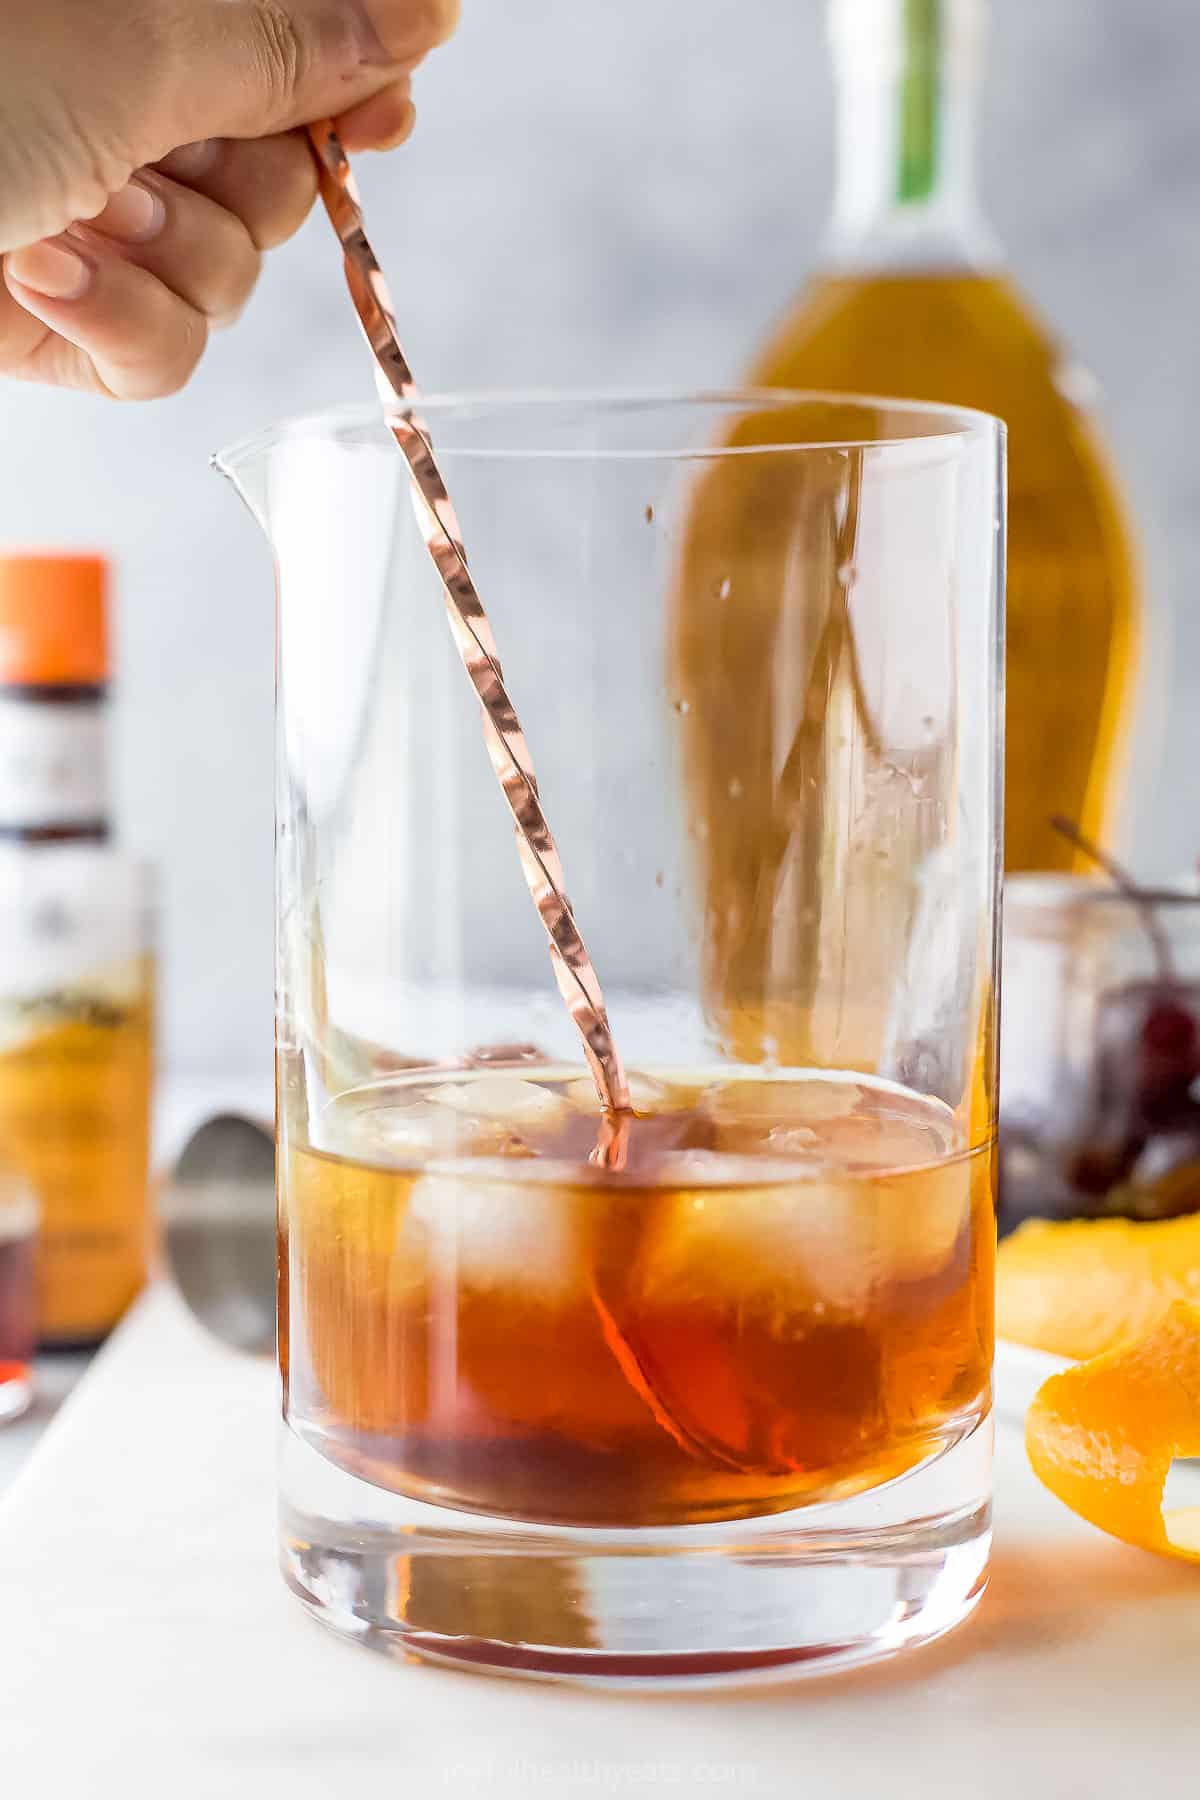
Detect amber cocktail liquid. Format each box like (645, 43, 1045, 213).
(286, 1069, 993, 1528)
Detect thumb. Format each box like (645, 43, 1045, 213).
(0, 0, 456, 255)
(154, 0, 459, 146)
(0, 1, 458, 250)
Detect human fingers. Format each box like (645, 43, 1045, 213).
(0, 0, 457, 252)
(335, 79, 419, 154)
(3, 232, 209, 399)
(153, 133, 319, 254)
(159, 0, 458, 147)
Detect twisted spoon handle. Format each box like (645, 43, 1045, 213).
(305, 122, 630, 1114)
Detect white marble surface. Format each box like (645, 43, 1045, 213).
(0, 1354, 91, 1496)
(1, 1283, 1198, 1796)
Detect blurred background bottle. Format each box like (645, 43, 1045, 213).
(752, 0, 1142, 872)
(0, 555, 154, 1348)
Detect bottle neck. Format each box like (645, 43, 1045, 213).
(826, 0, 999, 272)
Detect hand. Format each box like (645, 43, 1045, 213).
(0, 0, 458, 398)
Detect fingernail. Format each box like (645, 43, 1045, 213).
(6, 237, 92, 301)
(91, 178, 165, 244)
(157, 139, 220, 180)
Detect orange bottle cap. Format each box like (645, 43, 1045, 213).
(0, 553, 110, 685)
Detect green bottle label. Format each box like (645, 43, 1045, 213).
(896, 0, 942, 203)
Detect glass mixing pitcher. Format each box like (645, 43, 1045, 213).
(217, 390, 1004, 1684)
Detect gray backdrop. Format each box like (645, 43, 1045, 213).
(1, 0, 1196, 1077)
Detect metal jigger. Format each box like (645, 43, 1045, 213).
(160, 1114, 275, 1356)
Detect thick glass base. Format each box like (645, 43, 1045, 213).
(280, 1415, 991, 1687)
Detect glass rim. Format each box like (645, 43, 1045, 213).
(214, 386, 1002, 474)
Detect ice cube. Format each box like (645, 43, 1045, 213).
(762, 1124, 820, 1155)
(648, 1149, 736, 1182)
(565, 1072, 674, 1114)
(702, 1080, 862, 1160)
(333, 1099, 466, 1162)
(818, 1105, 953, 1172)
(401, 1167, 586, 1300)
(870, 1156, 973, 1280)
(465, 1042, 546, 1067)
(633, 1157, 972, 1319)
(704, 1077, 863, 1132)
(633, 1178, 861, 1314)
(431, 1075, 568, 1124)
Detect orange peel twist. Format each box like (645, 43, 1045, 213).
(1026, 1298, 1200, 1562)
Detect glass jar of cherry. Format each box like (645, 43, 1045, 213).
(1000, 856, 1200, 1237)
